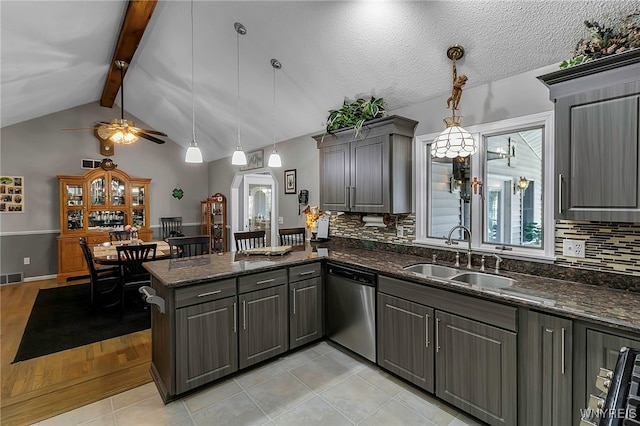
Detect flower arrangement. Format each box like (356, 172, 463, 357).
(561, 11, 640, 69)
(124, 224, 140, 233)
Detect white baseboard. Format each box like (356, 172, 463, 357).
(24, 274, 58, 282)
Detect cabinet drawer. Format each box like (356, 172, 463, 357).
(175, 278, 236, 308)
(86, 235, 109, 244)
(238, 269, 287, 294)
(289, 263, 321, 282)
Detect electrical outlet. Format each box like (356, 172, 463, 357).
(278, 216, 283, 225)
(396, 226, 404, 238)
(23, 257, 30, 265)
(562, 239, 586, 258)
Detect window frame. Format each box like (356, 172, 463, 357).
(414, 111, 555, 262)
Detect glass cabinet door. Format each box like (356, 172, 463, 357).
(111, 177, 126, 206)
(66, 209, 84, 231)
(88, 210, 126, 230)
(90, 177, 106, 206)
(132, 208, 145, 227)
(65, 183, 83, 207)
(131, 185, 145, 206)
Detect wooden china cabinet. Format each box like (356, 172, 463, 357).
(56, 168, 152, 282)
(200, 193, 227, 253)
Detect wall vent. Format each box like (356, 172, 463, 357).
(81, 159, 102, 170)
(0, 272, 24, 285)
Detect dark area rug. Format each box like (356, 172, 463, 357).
(13, 283, 150, 363)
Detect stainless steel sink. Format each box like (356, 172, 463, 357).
(449, 272, 516, 288)
(403, 264, 460, 279)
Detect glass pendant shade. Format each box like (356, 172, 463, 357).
(185, 139, 203, 163)
(231, 146, 247, 165)
(268, 149, 282, 167)
(431, 115, 476, 158)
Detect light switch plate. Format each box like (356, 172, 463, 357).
(397, 226, 404, 238)
(563, 239, 585, 258)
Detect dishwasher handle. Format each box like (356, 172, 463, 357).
(327, 263, 376, 286)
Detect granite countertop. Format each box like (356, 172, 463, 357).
(144, 245, 640, 334)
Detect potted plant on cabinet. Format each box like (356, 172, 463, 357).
(325, 96, 385, 138)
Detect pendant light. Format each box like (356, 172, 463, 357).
(432, 45, 476, 159)
(268, 58, 282, 168)
(184, 0, 203, 163)
(231, 22, 248, 166)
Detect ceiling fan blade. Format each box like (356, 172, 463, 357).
(61, 127, 100, 131)
(134, 130, 166, 144)
(135, 128, 168, 137)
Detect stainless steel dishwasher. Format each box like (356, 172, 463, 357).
(325, 263, 376, 362)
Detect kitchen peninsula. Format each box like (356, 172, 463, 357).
(144, 244, 640, 425)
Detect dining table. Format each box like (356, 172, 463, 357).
(92, 240, 173, 265)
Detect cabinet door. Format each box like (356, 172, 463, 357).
(239, 285, 288, 369)
(351, 135, 389, 213)
(319, 143, 350, 211)
(377, 293, 434, 392)
(435, 311, 517, 426)
(176, 296, 238, 394)
(290, 277, 322, 349)
(518, 310, 572, 426)
(556, 82, 640, 221)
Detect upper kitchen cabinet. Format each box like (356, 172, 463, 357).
(538, 49, 640, 222)
(313, 115, 418, 214)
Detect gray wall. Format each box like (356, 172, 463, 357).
(0, 102, 208, 280)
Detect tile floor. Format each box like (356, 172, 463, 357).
(34, 341, 485, 426)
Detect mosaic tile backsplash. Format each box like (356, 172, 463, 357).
(328, 213, 640, 291)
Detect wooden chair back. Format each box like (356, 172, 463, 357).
(109, 230, 131, 242)
(234, 230, 266, 252)
(79, 237, 120, 311)
(279, 227, 306, 246)
(116, 244, 157, 280)
(160, 217, 183, 240)
(168, 235, 211, 258)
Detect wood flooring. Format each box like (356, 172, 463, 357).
(0, 278, 152, 426)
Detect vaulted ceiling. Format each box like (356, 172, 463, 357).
(2, 1, 637, 162)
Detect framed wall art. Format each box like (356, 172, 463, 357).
(241, 149, 264, 171)
(0, 176, 24, 212)
(284, 169, 297, 194)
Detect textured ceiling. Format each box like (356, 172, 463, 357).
(1, 1, 638, 161)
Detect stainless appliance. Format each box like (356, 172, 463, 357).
(581, 346, 640, 425)
(325, 263, 376, 362)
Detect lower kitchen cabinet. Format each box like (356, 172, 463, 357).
(289, 274, 323, 349)
(518, 310, 572, 426)
(377, 293, 434, 392)
(175, 296, 238, 394)
(238, 284, 288, 369)
(435, 310, 517, 426)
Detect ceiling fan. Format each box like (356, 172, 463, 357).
(63, 60, 167, 150)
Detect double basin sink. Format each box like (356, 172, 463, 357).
(403, 264, 516, 289)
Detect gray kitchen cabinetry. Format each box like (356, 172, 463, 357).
(377, 293, 434, 392)
(378, 275, 517, 426)
(538, 49, 640, 222)
(289, 263, 323, 349)
(518, 310, 572, 426)
(313, 115, 417, 214)
(238, 269, 289, 369)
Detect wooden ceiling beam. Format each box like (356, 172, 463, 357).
(100, 0, 159, 108)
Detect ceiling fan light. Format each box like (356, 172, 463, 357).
(268, 149, 282, 167)
(231, 146, 247, 166)
(185, 139, 203, 163)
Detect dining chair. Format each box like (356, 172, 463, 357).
(168, 235, 211, 258)
(160, 217, 183, 241)
(109, 230, 131, 242)
(79, 237, 121, 311)
(278, 227, 306, 246)
(234, 230, 266, 252)
(116, 244, 157, 320)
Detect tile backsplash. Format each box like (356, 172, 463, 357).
(329, 213, 640, 278)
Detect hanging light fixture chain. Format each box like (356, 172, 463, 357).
(236, 26, 241, 147)
(191, 0, 195, 141)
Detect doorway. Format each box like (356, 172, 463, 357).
(230, 171, 279, 250)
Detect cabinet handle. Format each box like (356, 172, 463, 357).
(292, 288, 296, 314)
(256, 278, 275, 285)
(350, 187, 356, 209)
(233, 302, 237, 333)
(298, 271, 314, 276)
(561, 327, 566, 375)
(435, 317, 440, 353)
(425, 313, 430, 348)
(346, 186, 350, 208)
(197, 290, 221, 297)
(558, 174, 563, 215)
(242, 299, 246, 330)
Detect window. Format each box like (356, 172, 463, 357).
(414, 111, 555, 261)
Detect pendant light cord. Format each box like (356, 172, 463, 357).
(191, 0, 196, 141)
(236, 28, 241, 147)
(272, 65, 276, 148)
